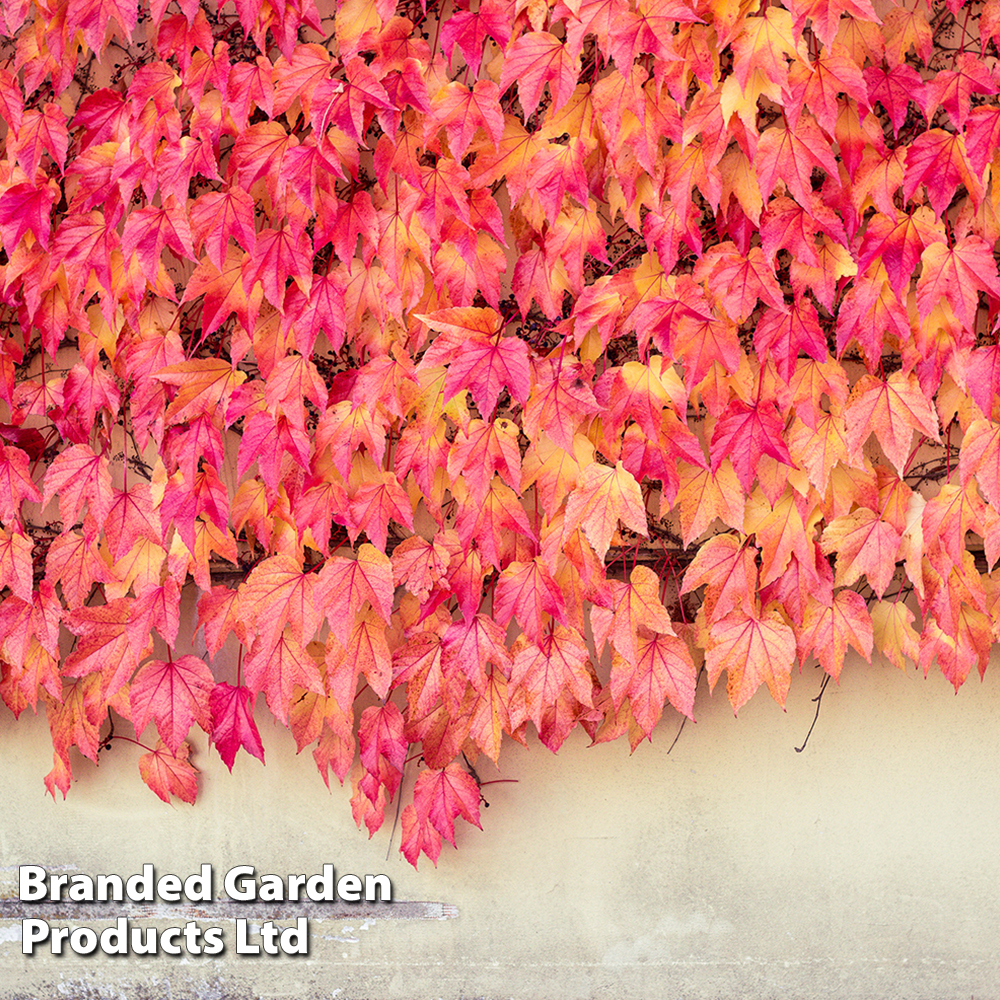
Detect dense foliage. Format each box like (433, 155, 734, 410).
(0, 0, 996, 865)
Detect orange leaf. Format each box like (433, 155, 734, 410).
(138, 740, 198, 805)
(564, 461, 647, 561)
(706, 608, 797, 714)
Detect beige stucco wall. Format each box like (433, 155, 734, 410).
(1, 639, 999, 999)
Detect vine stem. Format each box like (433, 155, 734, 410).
(385, 750, 410, 861)
(795, 672, 832, 753)
(106, 735, 155, 753)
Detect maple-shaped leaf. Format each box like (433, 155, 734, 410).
(442, 613, 513, 697)
(959, 419, 1000, 507)
(394, 629, 447, 719)
(400, 802, 444, 867)
(924, 52, 996, 130)
(10, 103, 69, 179)
(786, 50, 869, 134)
(429, 80, 504, 160)
(855, 208, 941, 302)
(346, 470, 414, 552)
(243, 630, 325, 725)
(494, 558, 567, 643)
(439, 0, 511, 74)
(315, 189, 379, 266)
(744, 487, 819, 588)
(45, 528, 112, 609)
(864, 63, 928, 136)
(330, 606, 394, 704)
(411, 761, 482, 847)
(42, 443, 114, 528)
(392, 536, 451, 605)
(522, 358, 600, 452)
(871, 599, 919, 672)
(63, 599, 145, 700)
(819, 509, 902, 598)
(563, 461, 647, 561)
(921, 481, 986, 574)
(759, 193, 849, 268)
(154, 358, 247, 425)
(406, 682, 472, 771)
(290, 679, 346, 755)
(675, 460, 746, 547)
(128, 578, 181, 651)
(104, 483, 162, 561)
(796, 590, 873, 681)
(138, 740, 198, 805)
(189, 188, 257, 270)
(834, 269, 910, 366)
(453, 475, 535, 571)
(272, 42, 332, 119)
(753, 299, 828, 383)
(313, 57, 395, 144)
(499, 31, 580, 118)
(313, 720, 355, 789)
(680, 533, 758, 622)
(609, 630, 698, 735)
(731, 7, 805, 88)
(317, 401, 388, 480)
(784, 0, 877, 47)
(448, 418, 522, 506)
(591, 565, 675, 667)
(468, 669, 511, 765)
(965, 102, 1000, 176)
(918, 610, 991, 691)
(5, 634, 59, 716)
(242, 553, 323, 649)
(509, 626, 594, 731)
(210, 683, 265, 771)
(130, 654, 214, 753)
(318, 544, 395, 644)
(756, 116, 839, 206)
(0, 179, 59, 252)
(916, 236, 1000, 331)
(710, 400, 795, 493)
(965, 346, 1000, 419)
(418, 309, 531, 418)
(845, 372, 940, 475)
(242, 225, 314, 307)
(902, 128, 984, 216)
(696, 244, 786, 324)
(787, 412, 849, 495)
(121, 200, 196, 285)
(600, 357, 686, 439)
(705, 607, 797, 714)
(0, 443, 43, 522)
(183, 246, 262, 338)
(45, 676, 103, 770)
(51, 211, 119, 301)
(358, 702, 407, 799)
(434, 232, 507, 311)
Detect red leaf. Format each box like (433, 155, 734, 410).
(412, 762, 482, 847)
(210, 683, 265, 771)
(130, 654, 214, 753)
(711, 400, 795, 493)
(499, 32, 580, 118)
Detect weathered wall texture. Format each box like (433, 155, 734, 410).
(1, 641, 999, 999)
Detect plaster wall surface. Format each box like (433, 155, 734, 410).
(0, 643, 998, 999)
